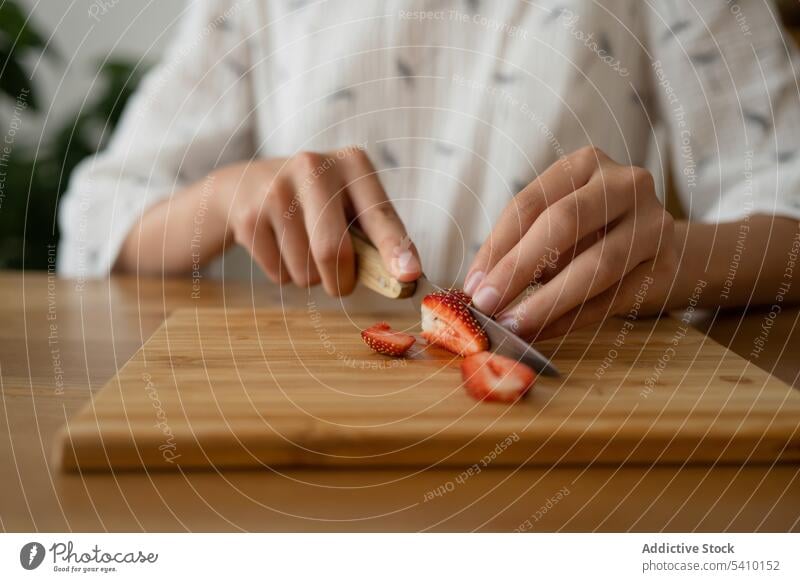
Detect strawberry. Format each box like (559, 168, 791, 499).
(361, 322, 416, 357)
(460, 351, 536, 403)
(446, 288, 473, 305)
(420, 289, 489, 356)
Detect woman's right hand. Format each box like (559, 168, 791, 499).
(212, 146, 421, 296)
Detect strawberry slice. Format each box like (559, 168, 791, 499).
(420, 289, 489, 356)
(361, 322, 416, 357)
(460, 352, 536, 402)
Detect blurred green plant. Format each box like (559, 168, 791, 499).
(0, 1, 144, 269)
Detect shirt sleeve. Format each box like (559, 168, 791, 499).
(645, 1, 800, 223)
(57, 0, 254, 278)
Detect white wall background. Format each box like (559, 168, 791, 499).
(5, 0, 188, 146)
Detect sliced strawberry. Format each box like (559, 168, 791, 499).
(447, 288, 473, 305)
(460, 352, 536, 403)
(361, 322, 416, 357)
(420, 289, 489, 356)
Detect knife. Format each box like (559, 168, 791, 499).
(351, 227, 561, 377)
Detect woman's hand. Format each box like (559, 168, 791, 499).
(464, 146, 678, 340)
(213, 146, 421, 296)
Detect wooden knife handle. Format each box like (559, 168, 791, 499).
(350, 226, 417, 299)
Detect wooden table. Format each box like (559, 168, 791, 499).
(1, 271, 798, 532)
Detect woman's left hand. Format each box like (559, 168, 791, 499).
(464, 146, 678, 340)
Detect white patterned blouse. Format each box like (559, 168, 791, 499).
(58, 0, 800, 289)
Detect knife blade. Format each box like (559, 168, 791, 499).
(411, 276, 561, 377)
(350, 225, 560, 377)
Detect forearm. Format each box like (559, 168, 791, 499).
(670, 215, 800, 309)
(113, 173, 232, 275)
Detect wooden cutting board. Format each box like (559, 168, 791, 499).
(57, 308, 800, 471)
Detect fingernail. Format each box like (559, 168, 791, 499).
(463, 271, 485, 296)
(472, 285, 501, 313)
(391, 248, 420, 276)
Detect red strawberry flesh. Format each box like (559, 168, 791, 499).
(421, 289, 489, 356)
(460, 351, 536, 402)
(361, 322, 416, 357)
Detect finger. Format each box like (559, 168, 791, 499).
(269, 180, 321, 287)
(293, 152, 355, 296)
(471, 174, 633, 315)
(233, 207, 290, 284)
(534, 261, 662, 340)
(464, 146, 604, 296)
(537, 230, 599, 284)
(337, 147, 422, 282)
(496, 215, 654, 338)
